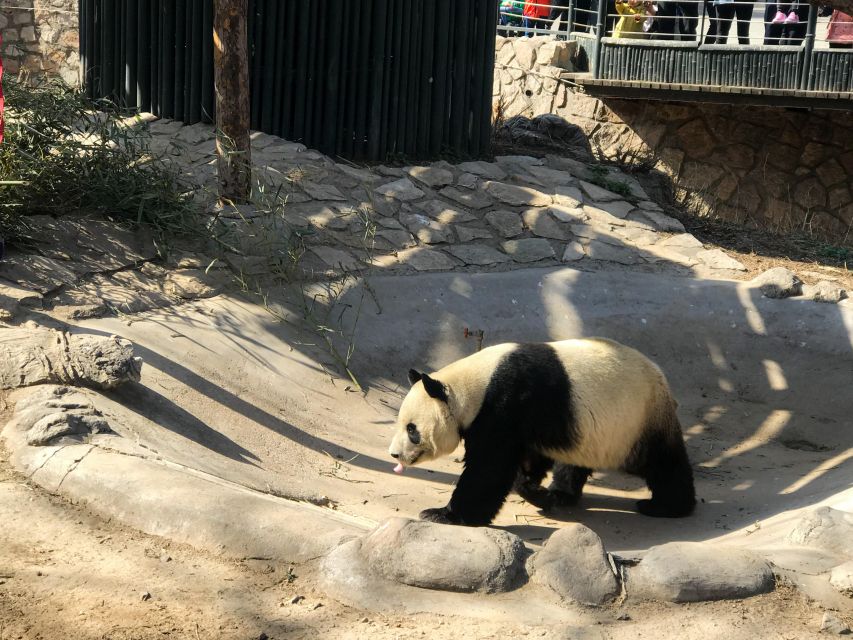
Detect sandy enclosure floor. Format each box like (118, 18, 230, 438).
(55, 265, 853, 554)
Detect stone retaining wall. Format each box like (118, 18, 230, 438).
(494, 36, 853, 244)
(0, 0, 79, 85)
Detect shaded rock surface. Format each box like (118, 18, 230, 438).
(359, 518, 526, 593)
(530, 524, 620, 605)
(626, 542, 775, 603)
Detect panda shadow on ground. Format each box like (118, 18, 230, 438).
(374, 262, 853, 551)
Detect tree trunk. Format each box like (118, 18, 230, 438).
(213, 0, 251, 204)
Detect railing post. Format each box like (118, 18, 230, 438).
(798, 4, 819, 90)
(592, 0, 607, 78)
(567, 0, 576, 37)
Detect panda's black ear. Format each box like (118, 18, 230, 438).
(407, 369, 422, 386)
(421, 374, 448, 403)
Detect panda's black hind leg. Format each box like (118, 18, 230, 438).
(548, 464, 592, 508)
(628, 430, 696, 518)
(513, 451, 555, 510)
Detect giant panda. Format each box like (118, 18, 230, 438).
(388, 338, 695, 526)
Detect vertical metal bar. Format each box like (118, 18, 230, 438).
(368, 0, 389, 160)
(567, 0, 576, 35)
(160, 0, 175, 118)
(270, 0, 287, 136)
(201, 0, 214, 122)
(353, 0, 373, 159)
(798, 4, 818, 90)
(417, 0, 437, 156)
(322, 0, 343, 154)
(260, 0, 278, 133)
(475, 0, 498, 156)
(592, 0, 606, 78)
(279, 0, 297, 138)
(125, 0, 138, 107)
(174, 0, 185, 118)
(430, 0, 451, 156)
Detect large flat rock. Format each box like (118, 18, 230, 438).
(626, 542, 775, 602)
(359, 518, 526, 593)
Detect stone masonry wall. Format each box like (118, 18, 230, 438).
(0, 0, 79, 85)
(494, 36, 853, 244)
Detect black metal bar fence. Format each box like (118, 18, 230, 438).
(80, 0, 498, 160)
(497, 0, 853, 94)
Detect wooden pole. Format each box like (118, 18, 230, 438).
(213, 0, 251, 204)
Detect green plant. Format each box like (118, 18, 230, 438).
(586, 164, 633, 199)
(0, 76, 196, 246)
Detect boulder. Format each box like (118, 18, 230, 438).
(830, 560, 853, 597)
(0, 327, 142, 391)
(750, 267, 803, 299)
(626, 542, 775, 602)
(789, 507, 853, 557)
(801, 281, 847, 304)
(359, 518, 526, 593)
(7, 386, 112, 446)
(530, 524, 620, 605)
(820, 612, 851, 635)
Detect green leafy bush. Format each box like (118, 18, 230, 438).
(0, 77, 195, 246)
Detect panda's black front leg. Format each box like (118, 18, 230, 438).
(419, 438, 523, 527)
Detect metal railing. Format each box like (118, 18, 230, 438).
(497, 1, 853, 93)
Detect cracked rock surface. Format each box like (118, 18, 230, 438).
(0, 325, 142, 391)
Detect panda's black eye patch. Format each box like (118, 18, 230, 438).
(406, 423, 421, 445)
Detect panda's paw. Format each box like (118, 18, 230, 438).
(515, 482, 555, 511)
(419, 506, 461, 525)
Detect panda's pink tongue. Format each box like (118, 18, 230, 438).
(393, 463, 404, 474)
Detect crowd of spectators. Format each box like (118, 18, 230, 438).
(499, 0, 853, 46)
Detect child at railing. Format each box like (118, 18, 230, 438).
(614, 0, 656, 37)
(763, 0, 809, 45)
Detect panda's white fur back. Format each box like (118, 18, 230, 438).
(434, 338, 675, 470)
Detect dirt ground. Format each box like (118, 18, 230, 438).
(0, 440, 835, 640)
(1, 353, 849, 640)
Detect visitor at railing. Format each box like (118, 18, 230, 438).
(827, 9, 853, 47)
(704, 0, 755, 44)
(656, 0, 699, 39)
(498, 0, 853, 50)
(523, 0, 553, 36)
(763, 0, 808, 45)
(614, 0, 656, 37)
(500, 0, 526, 36)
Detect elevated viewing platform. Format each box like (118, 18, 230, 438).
(500, 0, 853, 108)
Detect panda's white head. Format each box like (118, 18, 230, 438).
(388, 369, 461, 468)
